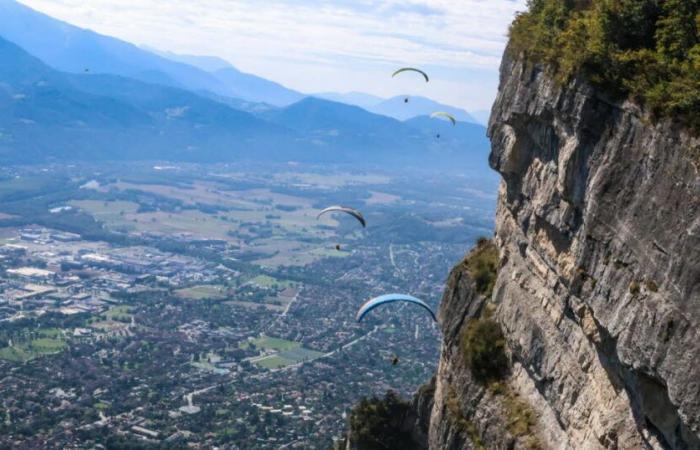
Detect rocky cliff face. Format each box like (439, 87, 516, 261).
(345, 50, 700, 450)
(484, 48, 700, 449)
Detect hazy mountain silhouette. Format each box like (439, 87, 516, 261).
(0, 0, 302, 106)
(313, 92, 385, 109)
(0, 37, 492, 170)
(368, 95, 478, 123)
(0, 37, 296, 163)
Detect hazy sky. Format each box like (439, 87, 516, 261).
(19, 0, 527, 111)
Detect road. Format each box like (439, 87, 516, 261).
(269, 325, 380, 373)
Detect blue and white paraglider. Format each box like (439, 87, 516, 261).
(356, 294, 437, 323)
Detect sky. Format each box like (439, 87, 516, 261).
(18, 0, 527, 111)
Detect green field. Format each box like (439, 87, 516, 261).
(36, 328, 63, 338)
(310, 247, 351, 258)
(280, 347, 325, 361)
(0, 176, 57, 199)
(240, 335, 300, 351)
(94, 402, 110, 411)
(242, 335, 324, 369)
(0, 336, 68, 362)
(175, 285, 227, 300)
(0, 346, 32, 362)
(254, 355, 298, 369)
(69, 200, 140, 232)
(254, 348, 325, 369)
(70, 200, 140, 216)
(105, 305, 133, 320)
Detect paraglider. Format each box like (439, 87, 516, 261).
(392, 68, 429, 83)
(317, 206, 366, 228)
(430, 111, 457, 126)
(356, 294, 437, 322)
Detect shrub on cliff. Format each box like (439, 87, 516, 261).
(460, 318, 509, 383)
(510, 0, 700, 131)
(467, 238, 499, 298)
(348, 391, 414, 450)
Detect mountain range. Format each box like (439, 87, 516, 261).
(314, 92, 480, 124)
(0, 0, 492, 172)
(0, 0, 303, 107)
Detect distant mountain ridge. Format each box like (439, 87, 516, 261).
(315, 92, 479, 124)
(0, 36, 296, 163)
(313, 92, 386, 109)
(147, 48, 305, 106)
(0, 0, 302, 106)
(368, 96, 478, 123)
(0, 36, 493, 171)
(0, 0, 481, 122)
(144, 47, 232, 72)
(0, 0, 494, 172)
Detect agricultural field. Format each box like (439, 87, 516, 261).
(64, 174, 382, 270)
(0, 330, 68, 362)
(240, 335, 302, 352)
(175, 285, 228, 300)
(0, 162, 500, 449)
(0, 175, 58, 199)
(105, 305, 133, 321)
(253, 242, 352, 267)
(245, 336, 325, 369)
(310, 247, 351, 258)
(365, 191, 400, 205)
(254, 347, 325, 370)
(127, 210, 237, 241)
(270, 171, 391, 188)
(69, 200, 140, 218)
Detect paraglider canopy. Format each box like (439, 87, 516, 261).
(392, 67, 429, 83)
(430, 111, 457, 126)
(317, 206, 366, 228)
(356, 294, 437, 322)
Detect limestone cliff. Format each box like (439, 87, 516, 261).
(344, 48, 700, 450)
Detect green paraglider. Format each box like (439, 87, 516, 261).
(392, 67, 429, 82)
(430, 111, 457, 126)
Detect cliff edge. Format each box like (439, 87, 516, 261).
(343, 47, 700, 449)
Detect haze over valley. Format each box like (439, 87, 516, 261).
(0, 1, 504, 448)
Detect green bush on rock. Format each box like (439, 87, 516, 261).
(466, 238, 499, 298)
(510, 0, 700, 131)
(460, 318, 509, 383)
(348, 391, 413, 450)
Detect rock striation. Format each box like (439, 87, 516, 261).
(483, 49, 700, 449)
(344, 48, 700, 450)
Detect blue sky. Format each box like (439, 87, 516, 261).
(19, 0, 527, 111)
